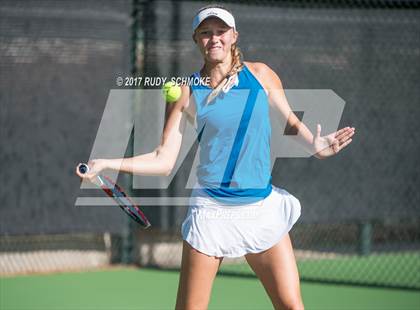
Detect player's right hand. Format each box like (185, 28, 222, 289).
(75, 159, 107, 181)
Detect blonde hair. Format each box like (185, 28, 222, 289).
(205, 44, 244, 105)
(194, 5, 244, 105)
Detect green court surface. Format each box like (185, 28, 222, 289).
(220, 252, 420, 289)
(1, 268, 419, 310)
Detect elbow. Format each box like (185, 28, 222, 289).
(156, 148, 175, 176)
(163, 161, 174, 176)
(164, 167, 172, 176)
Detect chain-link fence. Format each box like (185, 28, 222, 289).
(0, 0, 134, 274)
(1, 0, 419, 291)
(130, 0, 420, 290)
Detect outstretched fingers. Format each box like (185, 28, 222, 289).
(334, 127, 350, 137)
(335, 127, 355, 143)
(338, 137, 353, 151)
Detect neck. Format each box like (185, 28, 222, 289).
(201, 57, 234, 88)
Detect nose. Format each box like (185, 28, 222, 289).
(209, 36, 221, 47)
(209, 31, 221, 41)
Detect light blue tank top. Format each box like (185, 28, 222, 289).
(191, 64, 272, 205)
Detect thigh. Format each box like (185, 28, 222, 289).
(175, 240, 223, 310)
(245, 233, 304, 310)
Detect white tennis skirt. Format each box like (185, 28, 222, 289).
(181, 184, 302, 258)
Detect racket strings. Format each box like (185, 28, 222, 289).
(101, 176, 151, 228)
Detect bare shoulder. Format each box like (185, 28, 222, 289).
(163, 83, 196, 130)
(244, 61, 283, 90)
(244, 61, 270, 75)
(176, 84, 196, 121)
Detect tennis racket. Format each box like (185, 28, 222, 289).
(78, 163, 151, 229)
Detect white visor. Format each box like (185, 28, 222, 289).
(192, 8, 236, 33)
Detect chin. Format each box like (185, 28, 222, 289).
(206, 54, 226, 63)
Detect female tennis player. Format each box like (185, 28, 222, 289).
(77, 4, 355, 309)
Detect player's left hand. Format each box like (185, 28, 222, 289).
(313, 124, 355, 159)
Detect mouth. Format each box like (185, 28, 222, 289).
(208, 46, 222, 52)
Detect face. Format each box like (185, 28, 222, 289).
(193, 17, 238, 64)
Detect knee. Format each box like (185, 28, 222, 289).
(275, 298, 305, 310)
(288, 302, 304, 310)
(176, 300, 209, 310)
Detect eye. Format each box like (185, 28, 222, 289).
(217, 28, 229, 35)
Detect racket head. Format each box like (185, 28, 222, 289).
(100, 175, 151, 229)
(78, 163, 151, 228)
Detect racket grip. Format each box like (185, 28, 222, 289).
(78, 163, 89, 174)
(78, 163, 104, 187)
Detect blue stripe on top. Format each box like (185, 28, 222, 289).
(191, 64, 272, 205)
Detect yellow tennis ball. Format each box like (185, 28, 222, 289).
(162, 81, 182, 103)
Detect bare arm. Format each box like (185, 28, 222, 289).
(247, 62, 355, 159)
(76, 84, 192, 179)
(108, 85, 191, 176)
(248, 62, 317, 156)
